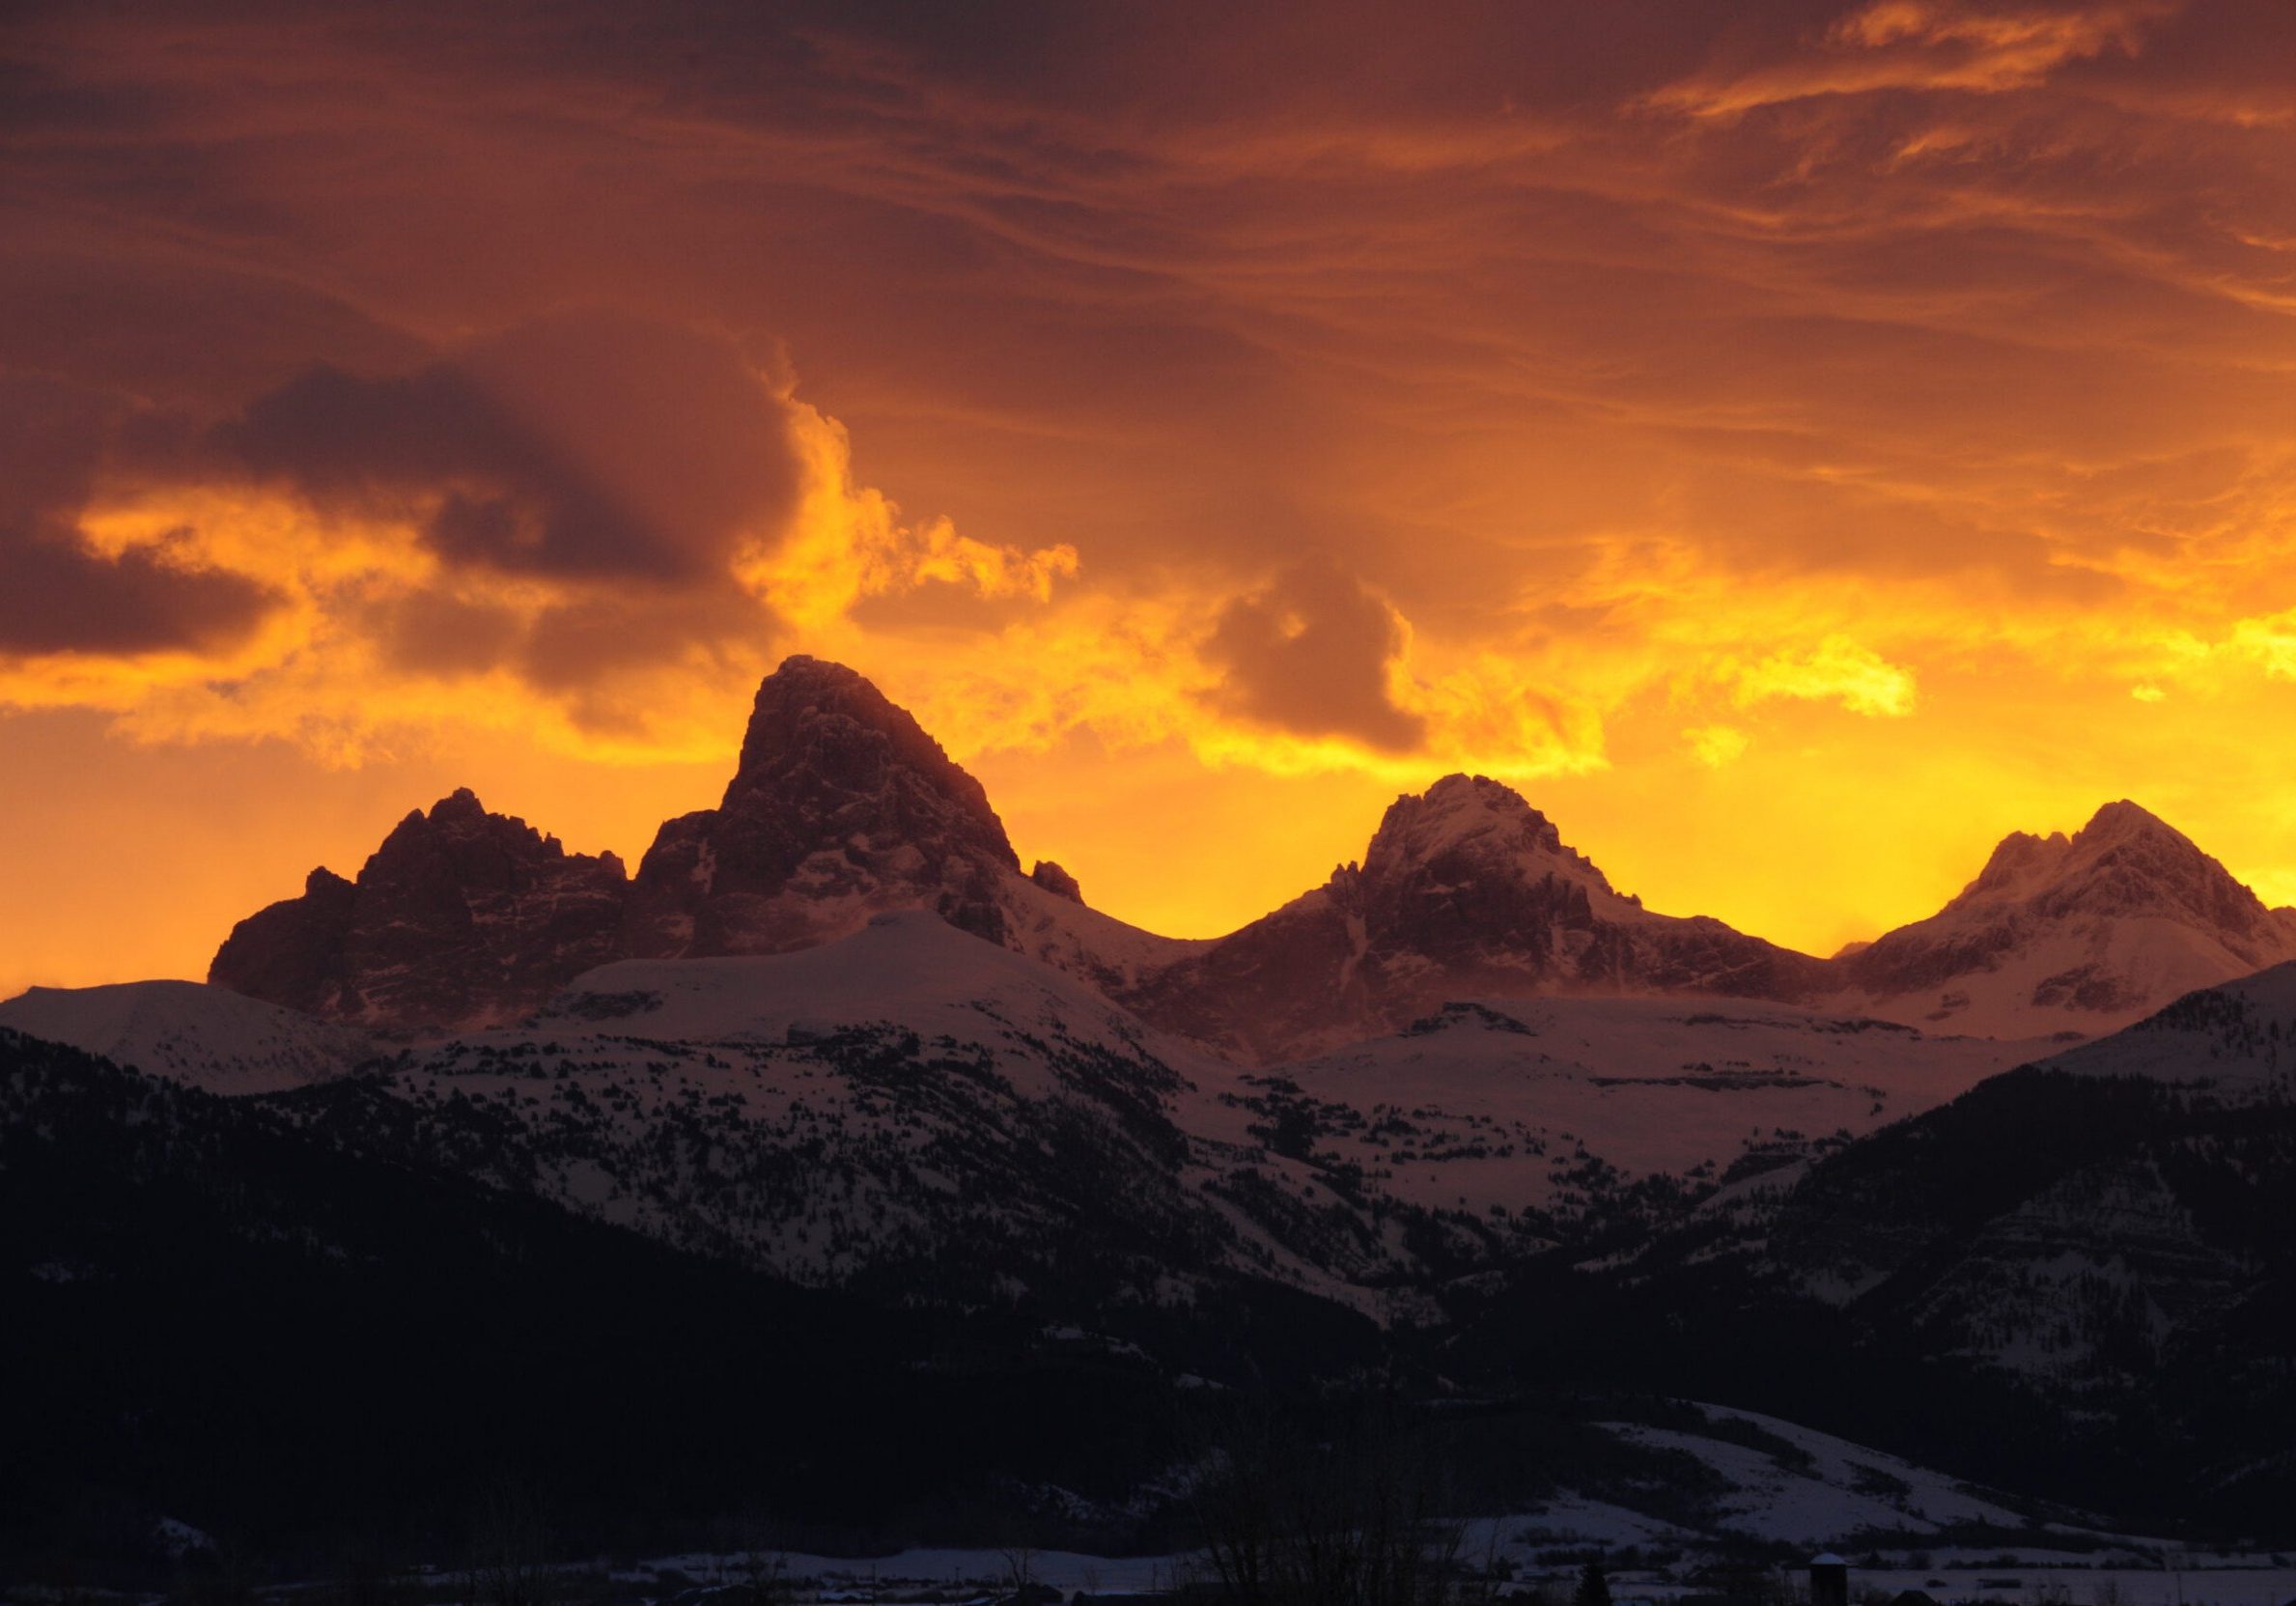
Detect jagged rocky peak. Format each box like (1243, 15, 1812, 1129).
(1959, 827, 2075, 903)
(209, 788, 629, 1032)
(722, 656, 1018, 868)
(428, 785, 488, 824)
(622, 657, 1026, 957)
(374, 788, 628, 882)
(203, 659, 1137, 1030)
(206, 866, 359, 1019)
(303, 864, 356, 900)
(1125, 774, 1827, 1063)
(1361, 774, 1632, 904)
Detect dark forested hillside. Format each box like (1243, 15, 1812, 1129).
(0, 1029, 1264, 1572)
(1440, 1065, 2296, 1538)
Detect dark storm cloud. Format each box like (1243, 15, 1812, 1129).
(211, 309, 806, 585)
(8, 0, 2296, 747)
(361, 591, 523, 677)
(0, 372, 280, 658)
(540, 0, 1803, 127)
(519, 588, 772, 694)
(0, 372, 110, 520)
(0, 528, 280, 656)
(0, 301, 809, 692)
(1205, 562, 1426, 752)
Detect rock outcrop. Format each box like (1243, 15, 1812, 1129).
(620, 656, 1023, 957)
(209, 789, 628, 1031)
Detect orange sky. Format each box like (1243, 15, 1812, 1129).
(10, 0, 2296, 999)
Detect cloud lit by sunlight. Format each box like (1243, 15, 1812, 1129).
(14, 0, 2296, 990)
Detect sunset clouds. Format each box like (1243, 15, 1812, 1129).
(9, 0, 2296, 987)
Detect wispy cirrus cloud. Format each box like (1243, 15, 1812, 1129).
(1649, 1, 2178, 116)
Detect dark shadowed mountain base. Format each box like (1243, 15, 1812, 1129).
(1441, 1065, 2296, 1537)
(0, 1029, 1381, 1576)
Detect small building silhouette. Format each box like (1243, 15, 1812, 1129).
(1808, 1554, 1851, 1606)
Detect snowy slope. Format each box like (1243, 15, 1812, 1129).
(235, 915, 2061, 1310)
(0, 979, 369, 1093)
(271, 912, 1407, 1318)
(544, 907, 1196, 1084)
(1268, 997, 2046, 1218)
(995, 868, 1211, 992)
(1752, 988, 2296, 1459)
(2035, 960, 2296, 1096)
(1598, 1404, 2043, 1544)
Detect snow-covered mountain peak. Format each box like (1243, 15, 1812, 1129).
(1837, 799, 2296, 1038)
(2081, 797, 2178, 842)
(1128, 775, 1825, 1062)
(1958, 828, 2075, 905)
(0, 979, 370, 1092)
(1362, 775, 1626, 905)
(1946, 799, 2273, 933)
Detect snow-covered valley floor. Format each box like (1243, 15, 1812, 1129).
(591, 1551, 2296, 1606)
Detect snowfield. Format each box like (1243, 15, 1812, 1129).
(0, 978, 370, 1093)
(602, 1395, 2289, 1603)
(1276, 996, 2049, 1213)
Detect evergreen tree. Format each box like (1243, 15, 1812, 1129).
(1576, 1559, 1612, 1606)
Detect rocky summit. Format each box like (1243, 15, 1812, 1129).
(621, 655, 1022, 959)
(208, 788, 627, 1031)
(1834, 799, 2296, 1036)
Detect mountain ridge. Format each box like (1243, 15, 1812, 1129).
(209, 787, 628, 1031)
(1121, 774, 1833, 1060)
(191, 657, 2296, 1055)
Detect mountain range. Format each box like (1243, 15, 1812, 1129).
(198, 655, 2296, 1056)
(10, 654, 2296, 1563)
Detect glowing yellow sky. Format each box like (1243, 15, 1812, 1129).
(9, 1, 2296, 998)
